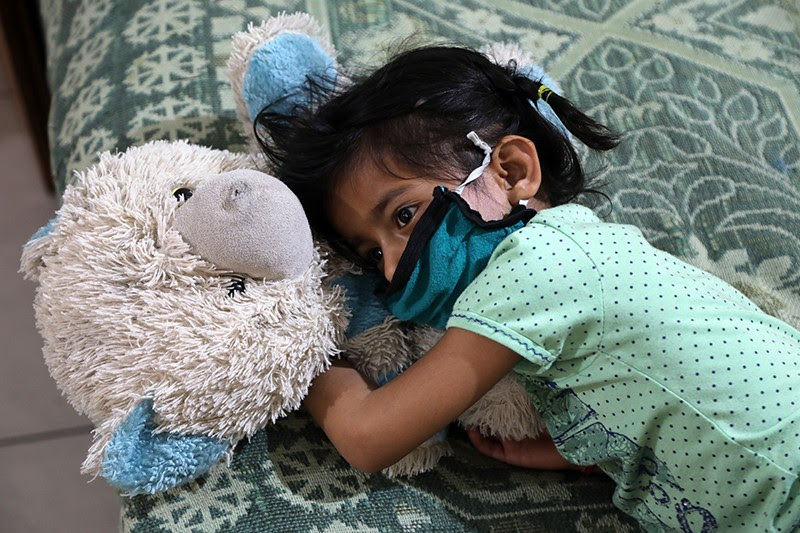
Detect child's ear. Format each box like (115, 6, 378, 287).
(489, 135, 542, 206)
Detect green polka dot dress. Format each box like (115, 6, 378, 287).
(447, 204, 800, 532)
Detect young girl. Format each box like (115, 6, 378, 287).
(257, 46, 800, 532)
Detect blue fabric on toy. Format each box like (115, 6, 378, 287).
(333, 270, 392, 338)
(242, 33, 336, 122)
(28, 215, 59, 242)
(101, 399, 229, 495)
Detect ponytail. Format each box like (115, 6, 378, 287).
(511, 74, 620, 151)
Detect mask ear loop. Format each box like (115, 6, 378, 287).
(454, 131, 493, 195)
(456, 131, 529, 206)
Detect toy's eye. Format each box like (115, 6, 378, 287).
(227, 276, 246, 297)
(172, 187, 193, 202)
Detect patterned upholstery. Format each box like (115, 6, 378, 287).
(37, 0, 799, 531)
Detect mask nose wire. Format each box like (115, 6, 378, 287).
(454, 131, 493, 195)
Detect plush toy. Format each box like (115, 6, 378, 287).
(20, 15, 364, 492)
(19, 139, 351, 494)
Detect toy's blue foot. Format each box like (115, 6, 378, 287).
(101, 399, 229, 495)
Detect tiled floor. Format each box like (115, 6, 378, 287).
(0, 58, 121, 531)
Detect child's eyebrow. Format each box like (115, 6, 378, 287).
(371, 186, 408, 219)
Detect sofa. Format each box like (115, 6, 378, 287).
(35, 1, 799, 531)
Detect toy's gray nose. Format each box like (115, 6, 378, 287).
(174, 169, 313, 280)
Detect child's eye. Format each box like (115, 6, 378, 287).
(395, 206, 417, 227)
(366, 247, 383, 265)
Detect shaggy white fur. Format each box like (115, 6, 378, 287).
(20, 140, 348, 475)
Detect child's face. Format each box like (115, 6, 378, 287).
(328, 157, 513, 283)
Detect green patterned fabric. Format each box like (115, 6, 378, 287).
(37, 0, 799, 531)
(123, 414, 637, 532)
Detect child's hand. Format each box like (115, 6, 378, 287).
(466, 429, 585, 471)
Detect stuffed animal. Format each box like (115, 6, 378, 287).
(19, 140, 350, 494)
(227, 13, 555, 477)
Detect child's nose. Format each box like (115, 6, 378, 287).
(381, 243, 405, 284)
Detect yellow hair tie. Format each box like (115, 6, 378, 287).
(537, 84, 554, 103)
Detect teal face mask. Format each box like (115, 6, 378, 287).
(383, 186, 535, 329)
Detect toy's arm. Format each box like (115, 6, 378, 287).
(304, 327, 521, 472)
(101, 400, 229, 495)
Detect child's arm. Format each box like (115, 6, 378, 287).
(304, 326, 522, 472)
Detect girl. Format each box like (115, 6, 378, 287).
(257, 46, 800, 532)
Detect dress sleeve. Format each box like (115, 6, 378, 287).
(446, 220, 604, 371)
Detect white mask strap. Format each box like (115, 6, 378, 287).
(454, 131, 493, 195)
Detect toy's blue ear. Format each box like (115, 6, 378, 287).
(242, 32, 336, 122)
(101, 399, 229, 495)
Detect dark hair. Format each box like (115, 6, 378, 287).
(256, 45, 620, 236)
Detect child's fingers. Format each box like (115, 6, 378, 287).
(467, 428, 589, 471)
(466, 429, 507, 462)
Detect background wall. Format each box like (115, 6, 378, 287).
(0, 20, 120, 533)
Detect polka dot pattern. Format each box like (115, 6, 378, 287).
(447, 204, 800, 531)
